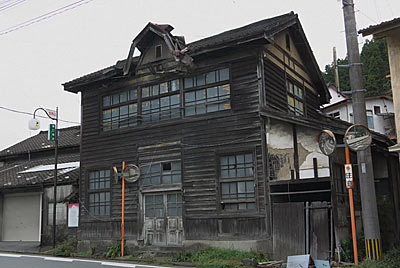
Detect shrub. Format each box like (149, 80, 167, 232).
(106, 244, 121, 258)
(52, 239, 77, 257)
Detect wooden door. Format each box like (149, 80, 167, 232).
(144, 192, 183, 246)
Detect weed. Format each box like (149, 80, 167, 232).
(106, 244, 121, 258)
(51, 238, 77, 257)
(173, 247, 269, 268)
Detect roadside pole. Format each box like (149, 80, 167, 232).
(341, 0, 382, 260)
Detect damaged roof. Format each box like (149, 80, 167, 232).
(63, 11, 329, 103)
(0, 125, 80, 157)
(0, 153, 80, 188)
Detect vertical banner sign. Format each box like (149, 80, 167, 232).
(48, 124, 56, 141)
(68, 204, 79, 227)
(345, 164, 353, 189)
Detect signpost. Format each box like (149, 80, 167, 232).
(112, 162, 141, 257)
(318, 125, 372, 264)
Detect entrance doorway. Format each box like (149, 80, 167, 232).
(144, 192, 183, 246)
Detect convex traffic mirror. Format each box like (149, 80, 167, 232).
(317, 130, 337, 156)
(344, 124, 372, 152)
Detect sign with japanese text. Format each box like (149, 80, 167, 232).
(345, 164, 353, 189)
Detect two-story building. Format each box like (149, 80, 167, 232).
(322, 84, 396, 139)
(64, 12, 400, 259)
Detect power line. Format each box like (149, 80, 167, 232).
(0, 0, 94, 36)
(0, 105, 80, 125)
(0, 0, 25, 12)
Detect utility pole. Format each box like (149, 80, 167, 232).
(342, 0, 382, 261)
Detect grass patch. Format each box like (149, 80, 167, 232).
(173, 248, 269, 268)
(51, 239, 77, 257)
(352, 248, 400, 268)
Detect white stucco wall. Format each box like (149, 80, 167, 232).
(266, 119, 330, 180)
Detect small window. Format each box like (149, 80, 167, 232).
(329, 111, 340, 119)
(287, 80, 304, 116)
(374, 106, 381, 115)
(285, 34, 291, 51)
(155, 45, 162, 58)
(367, 110, 374, 129)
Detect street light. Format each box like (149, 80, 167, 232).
(29, 107, 58, 248)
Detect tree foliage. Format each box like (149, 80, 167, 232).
(322, 38, 391, 96)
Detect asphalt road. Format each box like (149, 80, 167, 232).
(0, 253, 172, 268)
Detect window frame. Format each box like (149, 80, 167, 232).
(87, 168, 112, 217)
(286, 79, 305, 116)
(183, 68, 231, 117)
(217, 151, 257, 213)
(100, 67, 231, 132)
(140, 160, 182, 187)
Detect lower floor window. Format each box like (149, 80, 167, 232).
(145, 192, 182, 217)
(89, 192, 110, 216)
(221, 180, 256, 210)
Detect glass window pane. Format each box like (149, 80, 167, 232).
(222, 183, 229, 195)
(185, 91, 195, 103)
(168, 194, 176, 202)
(160, 82, 168, 94)
(112, 108, 119, 117)
(206, 71, 216, 84)
(129, 89, 137, 100)
(219, 84, 230, 96)
(238, 182, 246, 193)
(129, 103, 137, 114)
(120, 105, 128, 115)
(120, 91, 128, 103)
(171, 94, 180, 105)
(151, 84, 159, 96)
(184, 77, 193, 89)
(245, 154, 253, 162)
(112, 94, 119, 105)
(219, 68, 229, 81)
(196, 74, 205, 86)
(142, 87, 150, 98)
(207, 87, 218, 98)
(196, 89, 206, 100)
(103, 109, 111, 119)
(161, 96, 170, 107)
(237, 168, 245, 177)
(171, 80, 180, 91)
(103, 96, 111, 107)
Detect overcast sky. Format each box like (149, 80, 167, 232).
(1, 0, 399, 151)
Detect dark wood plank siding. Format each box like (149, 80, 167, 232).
(78, 55, 268, 241)
(263, 58, 321, 119)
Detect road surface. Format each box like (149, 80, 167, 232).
(0, 253, 173, 268)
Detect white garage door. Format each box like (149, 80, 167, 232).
(2, 193, 41, 241)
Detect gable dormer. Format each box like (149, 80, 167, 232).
(123, 23, 191, 75)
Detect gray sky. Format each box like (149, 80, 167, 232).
(1, 0, 399, 151)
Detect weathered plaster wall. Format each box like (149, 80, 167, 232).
(267, 119, 330, 180)
(296, 125, 330, 179)
(267, 119, 295, 180)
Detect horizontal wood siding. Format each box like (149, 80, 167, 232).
(78, 55, 267, 242)
(264, 58, 322, 119)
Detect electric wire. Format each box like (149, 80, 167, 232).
(0, 0, 94, 36)
(0, 0, 25, 12)
(0, 105, 80, 124)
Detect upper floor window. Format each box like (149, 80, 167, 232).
(367, 110, 374, 129)
(287, 80, 304, 116)
(155, 45, 162, 59)
(285, 34, 291, 51)
(88, 169, 111, 216)
(329, 111, 340, 119)
(219, 153, 256, 211)
(101, 68, 231, 131)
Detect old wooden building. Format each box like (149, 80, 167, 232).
(64, 12, 400, 259)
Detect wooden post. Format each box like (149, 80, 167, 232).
(121, 161, 125, 257)
(345, 147, 358, 264)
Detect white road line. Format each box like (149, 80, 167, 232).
(101, 262, 136, 267)
(44, 256, 74, 262)
(72, 258, 102, 263)
(0, 253, 21, 258)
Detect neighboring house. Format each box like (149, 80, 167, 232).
(360, 18, 400, 151)
(64, 12, 399, 259)
(322, 84, 396, 139)
(0, 126, 80, 248)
